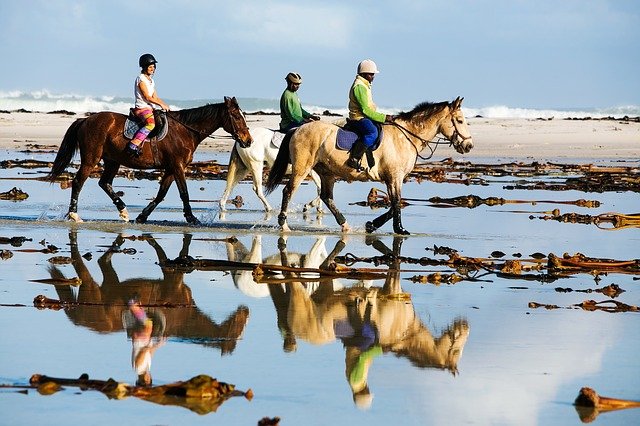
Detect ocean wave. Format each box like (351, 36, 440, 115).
(1, 90, 638, 119)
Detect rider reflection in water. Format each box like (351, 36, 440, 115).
(127, 299, 166, 387)
(335, 296, 383, 410)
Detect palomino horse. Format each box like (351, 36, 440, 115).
(219, 127, 322, 213)
(46, 97, 252, 225)
(265, 97, 473, 234)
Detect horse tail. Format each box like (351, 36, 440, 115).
(265, 131, 292, 195)
(46, 118, 84, 182)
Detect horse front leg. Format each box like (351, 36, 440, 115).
(136, 173, 174, 223)
(174, 168, 201, 226)
(98, 160, 128, 221)
(389, 180, 409, 235)
(366, 180, 409, 235)
(248, 157, 272, 212)
(219, 146, 249, 213)
(318, 177, 349, 232)
(365, 209, 393, 233)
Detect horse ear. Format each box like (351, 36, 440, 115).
(224, 96, 230, 103)
(452, 96, 462, 110)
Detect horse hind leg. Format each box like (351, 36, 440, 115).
(67, 164, 95, 222)
(318, 176, 350, 232)
(99, 160, 129, 221)
(278, 173, 310, 232)
(303, 169, 323, 214)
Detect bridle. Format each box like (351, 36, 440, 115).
(391, 110, 471, 160)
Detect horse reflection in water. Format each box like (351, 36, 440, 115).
(225, 234, 341, 300)
(226, 235, 469, 409)
(49, 231, 250, 384)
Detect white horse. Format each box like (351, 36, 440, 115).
(219, 127, 322, 213)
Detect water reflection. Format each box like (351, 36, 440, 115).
(229, 234, 470, 409)
(48, 231, 250, 358)
(123, 298, 166, 386)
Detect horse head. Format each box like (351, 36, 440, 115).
(223, 96, 253, 148)
(441, 96, 474, 154)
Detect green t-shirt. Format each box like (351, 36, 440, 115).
(280, 89, 311, 131)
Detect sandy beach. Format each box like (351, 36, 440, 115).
(1, 111, 638, 161)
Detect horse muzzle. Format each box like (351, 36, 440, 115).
(454, 138, 473, 154)
(236, 134, 253, 148)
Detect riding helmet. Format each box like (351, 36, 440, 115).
(357, 59, 379, 74)
(139, 53, 158, 68)
(286, 72, 302, 84)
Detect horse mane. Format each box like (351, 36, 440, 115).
(169, 102, 224, 125)
(397, 101, 448, 121)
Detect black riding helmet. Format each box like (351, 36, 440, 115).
(139, 53, 157, 68)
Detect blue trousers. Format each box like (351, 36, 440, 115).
(349, 118, 378, 148)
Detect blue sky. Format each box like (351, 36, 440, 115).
(1, 0, 638, 110)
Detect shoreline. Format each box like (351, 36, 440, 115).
(1, 111, 638, 161)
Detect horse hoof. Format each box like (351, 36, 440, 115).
(341, 223, 351, 233)
(395, 228, 410, 235)
(67, 212, 83, 223)
(280, 223, 291, 233)
(119, 209, 130, 222)
(365, 221, 376, 233)
(187, 217, 202, 226)
(135, 215, 147, 224)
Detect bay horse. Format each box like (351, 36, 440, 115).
(46, 96, 252, 225)
(265, 97, 473, 234)
(219, 127, 322, 213)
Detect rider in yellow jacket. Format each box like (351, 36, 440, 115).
(346, 59, 395, 171)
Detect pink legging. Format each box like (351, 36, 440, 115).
(132, 108, 155, 145)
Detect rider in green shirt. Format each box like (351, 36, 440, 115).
(279, 72, 319, 132)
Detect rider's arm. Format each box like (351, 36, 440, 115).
(353, 85, 386, 123)
(138, 78, 170, 111)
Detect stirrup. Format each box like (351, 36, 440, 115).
(346, 157, 364, 171)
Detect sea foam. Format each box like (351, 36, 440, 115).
(1, 90, 638, 119)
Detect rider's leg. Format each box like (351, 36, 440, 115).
(347, 119, 377, 171)
(127, 108, 155, 156)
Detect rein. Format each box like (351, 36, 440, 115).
(166, 106, 241, 141)
(390, 113, 471, 160)
(389, 122, 449, 160)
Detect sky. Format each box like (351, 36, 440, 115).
(1, 0, 638, 110)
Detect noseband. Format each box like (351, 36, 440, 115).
(449, 115, 472, 149)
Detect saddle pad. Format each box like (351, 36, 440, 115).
(336, 128, 359, 151)
(123, 111, 169, 142)
(335, 126, 383, 151)
(269, 130, 286, 149)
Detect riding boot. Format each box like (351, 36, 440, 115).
(346, 140, 367, 171)
(125, 142, 142, 157)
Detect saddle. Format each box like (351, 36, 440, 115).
(336, 120, 384, 169)
(269, 129, 287, 150)
(123, 109, 169, 142)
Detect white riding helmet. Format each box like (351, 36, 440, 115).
(357, 59, 379, 74)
